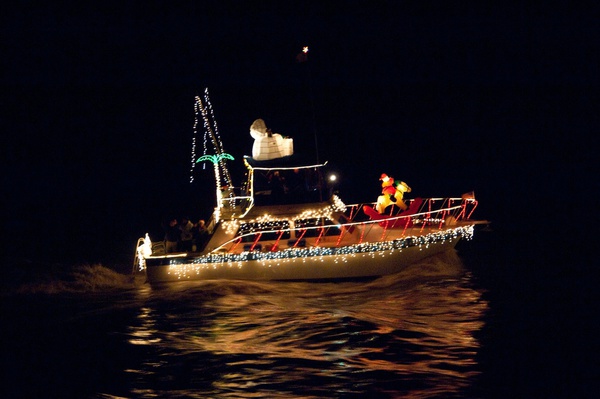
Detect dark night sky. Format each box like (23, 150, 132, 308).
(1, 1, 596, 264)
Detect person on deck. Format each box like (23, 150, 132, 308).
(179, 217, 194, 252)
(192, 219, 208, 251)
(164, 218, 180, 253)
(269, 170, 286, 204)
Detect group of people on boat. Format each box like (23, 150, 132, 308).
(251, 167, 326, 206)
(163, 217, 209, 253)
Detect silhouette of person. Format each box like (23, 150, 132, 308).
(269, 170, 285, 204)
(164, 218, 180, 253)
(179, 217, 194, 251)
(193, 219, 208, 251)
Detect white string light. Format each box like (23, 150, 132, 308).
(189, 97, 201, 182)
(203, 88, 232, 188)
(190, 89, 232, 188)
(163, 225, 475, 280)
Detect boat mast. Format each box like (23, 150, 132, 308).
(193, 88, 233, 188)
(297, 45, 320, 164)
(190, 89, 235, 220)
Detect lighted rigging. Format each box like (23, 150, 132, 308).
(190, 88, 233, 189)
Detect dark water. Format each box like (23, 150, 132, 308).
(1, 235, 594, 399)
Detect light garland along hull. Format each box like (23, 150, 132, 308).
(143, 223, 475, 283)
(145, 240, 460, 283)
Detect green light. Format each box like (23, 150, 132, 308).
(197, 153, 234, 164)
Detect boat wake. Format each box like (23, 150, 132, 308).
(1, 258, 136, 295)
(2, 249, 465, 297)
(371, 248, 466, 286)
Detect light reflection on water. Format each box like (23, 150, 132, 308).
(122, 250, 488, 398)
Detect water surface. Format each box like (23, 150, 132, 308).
(2, 251, 488, 398)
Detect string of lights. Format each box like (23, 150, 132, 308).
(163, 225, 474, 279)
(203, 88, 232, 188)
(190, 89, 232, 188)
(189, 97, 201, 183)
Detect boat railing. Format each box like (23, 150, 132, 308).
(133, 234, 166, 272)
(212, 197, 476, 254)
(218, 186, 254, 217)
(345, 197, 477, 222)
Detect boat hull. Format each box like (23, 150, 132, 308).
(144, 237, 461, 283)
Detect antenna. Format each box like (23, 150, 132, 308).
(297, 45, 319, 163)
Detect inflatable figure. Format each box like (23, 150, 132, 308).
(393, 180, 412, 211)
(376, 173, 395, 213)
(250, 119, 293, 161)
(376, 173, 411, 213)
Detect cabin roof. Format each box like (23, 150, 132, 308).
(244, 155, 327, 171)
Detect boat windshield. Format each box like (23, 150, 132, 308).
(249, 162, 328, 206)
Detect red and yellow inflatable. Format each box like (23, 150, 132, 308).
(376, 173, 411, 213)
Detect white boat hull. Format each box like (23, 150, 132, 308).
(144, 235, 463, 283)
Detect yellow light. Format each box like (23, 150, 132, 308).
(303, 46, 309, 53)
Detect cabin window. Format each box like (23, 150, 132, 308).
(252, 167, 325, 205)
(294, 217, 341, 237)
(239, 221, 291, 242)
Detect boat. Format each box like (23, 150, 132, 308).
(134, 92, 486, 284)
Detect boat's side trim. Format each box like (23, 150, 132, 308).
(146, 253, 190, 260)
(151, 225, 473, 268)
(146, 226, 472, 282)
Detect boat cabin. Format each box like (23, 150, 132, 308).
(244, 156, 329, 206)
(217, 156, 333, 218)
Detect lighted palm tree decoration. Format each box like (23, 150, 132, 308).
(190, 89, 236, 221)
(196, 153, 234, 208)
